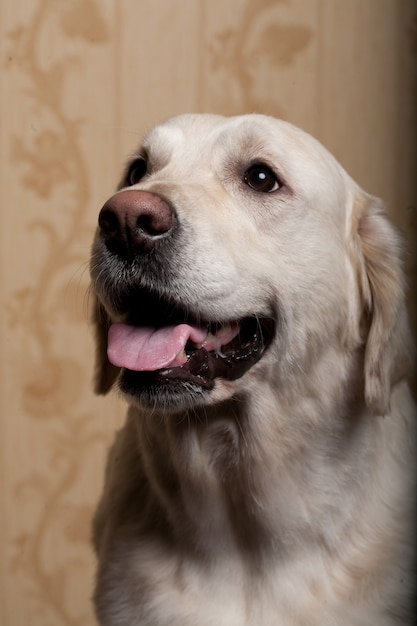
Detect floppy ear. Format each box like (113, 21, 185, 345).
(92, 296, 120, 395)
(354, 193, 413, 416)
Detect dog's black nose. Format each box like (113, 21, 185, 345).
(98, 190, 175, 255)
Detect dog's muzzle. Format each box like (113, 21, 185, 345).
(92, 189, 277, 407)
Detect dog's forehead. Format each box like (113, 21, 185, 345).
(142, 114, 229, 163)
(145, 114, 300, 153)
(142, 114, 344, 178)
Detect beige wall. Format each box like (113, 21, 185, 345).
(1, 1, 416, 624)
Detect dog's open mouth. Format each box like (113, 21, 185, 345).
(106, 292, 275, 392)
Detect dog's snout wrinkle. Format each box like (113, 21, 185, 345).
(98, 189, 175, 256)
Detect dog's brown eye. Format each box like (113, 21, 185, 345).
(127, 158, 147, 185)
(243, 165, 280, 193)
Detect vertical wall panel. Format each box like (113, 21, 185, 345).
(319, 1, 401, 200)
(201, 0, 320, 132)
(1, 2, 125, 625)
(116, 0, 204, 157)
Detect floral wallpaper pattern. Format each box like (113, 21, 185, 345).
(1, 1, 416, 625)
(209, 0, 313, 116)
(4, 2, 112, 625)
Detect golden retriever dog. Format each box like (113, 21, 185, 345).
(90, 114, 416, 625)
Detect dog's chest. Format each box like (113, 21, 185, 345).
(97, 540, 390, 626)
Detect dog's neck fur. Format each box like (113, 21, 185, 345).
(93, 356, 414, 625)
(111, 371, 383, 565)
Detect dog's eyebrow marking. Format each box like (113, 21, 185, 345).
(140, 139, 177, 173)
(218, 126, 284, 171)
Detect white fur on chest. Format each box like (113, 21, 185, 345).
(97, 536, 404, 626)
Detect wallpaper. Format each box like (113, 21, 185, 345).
(1, 1, 416, 624)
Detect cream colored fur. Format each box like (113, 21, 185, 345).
(90, 114, 416, 625)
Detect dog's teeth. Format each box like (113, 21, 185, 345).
(171, 349, 187, 367)
(202, 323, 239, 352)
(202, 331, 216, 349)
(215, 347, 227, 358)
(217, 324, 233, 338)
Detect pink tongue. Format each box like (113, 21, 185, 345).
(107, 323, 208, 371)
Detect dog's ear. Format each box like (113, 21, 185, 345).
(92, 296, 120, 395)
(353, 193, 413, 416)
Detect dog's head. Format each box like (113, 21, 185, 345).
(90, 114, 412, 414)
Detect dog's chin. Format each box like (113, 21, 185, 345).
(116, 316, 276, 411)
(118, 369, 213, 411)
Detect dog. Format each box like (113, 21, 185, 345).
(90, 114, 416, 625)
